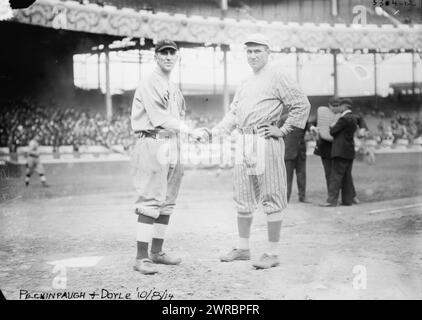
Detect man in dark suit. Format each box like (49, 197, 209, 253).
(278, 114, 309, 203)
(311, 97, 339, 197)
(320, 98, 358, 207)
(284, 126, 308, 203)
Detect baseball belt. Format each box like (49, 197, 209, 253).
(237, 122, 277, 135)
(134, 130, 177, 139)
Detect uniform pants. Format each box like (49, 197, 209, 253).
(327, 157, 355, 205)
(285, 153, 306, 202)
(321, 157, 332, 199)
(233, 135, 288, 214)
(132, 137, 184, 219)
(26, 156, 45, 175)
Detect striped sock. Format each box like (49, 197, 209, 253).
(151, 214, 170, 254)
(136, 214, 155, 260)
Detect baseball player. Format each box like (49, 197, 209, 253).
(25, 134, 49, 187)
(131, 40, 204, 275)
(205, 34, 310, 269)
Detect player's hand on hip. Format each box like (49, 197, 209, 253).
(258, 124, 283, 138)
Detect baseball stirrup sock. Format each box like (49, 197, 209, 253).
(136, 215, 155, 259)
(237, 212, 253, 245)
(238, 237, 250, 250)
(136, 222, 154, 243)
(265, 241, 279, 256)
(151, 215, 170, 254)
(267, 212, 282, 243)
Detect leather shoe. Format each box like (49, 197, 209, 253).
(299, 198, 311, 203)
(133, 258, 158, 275)
(319, 202, 337, 207)
(220, 248, 251, 262)
(352, 197, 360, 204)
(150, 252, 181, 265)
(252, 253, 280, 269)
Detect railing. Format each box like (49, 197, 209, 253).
(1, 137, 421, 166)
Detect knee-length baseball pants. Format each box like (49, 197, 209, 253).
(132, 137, 184, 219)
(233, 134, 288, 214)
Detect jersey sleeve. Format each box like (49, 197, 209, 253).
(275, 72, 311, 136)
(211, 88, 239, 136)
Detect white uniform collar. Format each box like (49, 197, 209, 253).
(341, 109, 352, 117)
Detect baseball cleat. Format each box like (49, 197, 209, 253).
(252, 253, 280, 270)
(319, 202, 337, 207)
(352, 197, 360, 205)
(149, 252, 181, 265)
(133, 258, 158, 274)
(220, 248, 251, 262)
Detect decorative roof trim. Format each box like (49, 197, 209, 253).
(9, 0, 422, 50)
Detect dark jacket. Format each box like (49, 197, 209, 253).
(314, 139, 332, 158)
(283, 126, 306, 161)
(308, 117, 332, 159)
(330, 112, 358, 159)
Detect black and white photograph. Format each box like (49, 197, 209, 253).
(0, 0, 421, 305)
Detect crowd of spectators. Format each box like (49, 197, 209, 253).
(1, 98, 421, 154)
(347, 108, 422, 144)
(0, 99, 133, 152)
(0, 99, 223, 153)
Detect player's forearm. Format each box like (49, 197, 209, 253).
(159, 118, 192, 134)
(280, 101, 311, 136)
(211, 112, 237, 136)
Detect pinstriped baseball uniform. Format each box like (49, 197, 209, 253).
(213, 62, 310, 214)
(131, 67, 186, 219)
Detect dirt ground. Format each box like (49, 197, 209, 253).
(0, 154, 421, 300)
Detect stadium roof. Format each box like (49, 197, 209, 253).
(70, 0, 422, 26)
(8, 0, 422, 52)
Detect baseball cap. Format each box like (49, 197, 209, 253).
(155, 40, 178, 52)
(244, 33, 271, 49)
(328, 96, 341, 107)
(339, 98, 353, 108)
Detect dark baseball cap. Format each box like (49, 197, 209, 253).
(328, 96, 341, 107)
(339, 98, 353, 108)
(155, 40, 178, 52)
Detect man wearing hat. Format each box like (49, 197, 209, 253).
(131, 39, 204, 274)
(207, 34, 310, 269)
(320, 98, 358, 207)
(312, 96, 339, 199)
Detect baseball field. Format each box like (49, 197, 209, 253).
(0, 152, 421, 300)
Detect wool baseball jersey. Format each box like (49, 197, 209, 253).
(28, 139, 40, 157)
(131, 68, 186, 132)
(213, 62, 311, 136)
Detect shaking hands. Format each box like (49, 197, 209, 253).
(190, 127, 211, 142)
